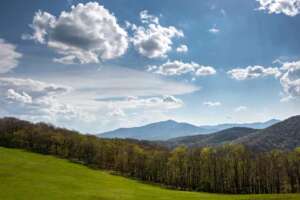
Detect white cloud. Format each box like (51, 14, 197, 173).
(148, 60, 216, 77)
(195, 66, 217, 76)
(0, 77, 71, 96)
(53, 55, 77, 65)
(130, 10, 183, 58)
(149, 60, 196, 76)
(0, 77, 67, 102)
(24, 2, 128, 64)
(73, 94, 183, 132)
(140, 10, 159, 24)
(108, 107, 126, 117)
(0, 77, 91, 123)
(102, 95, 184, 111)
(96, 95, 184, 125)
(203, 101, 221, 107)
(227, 65, 281, 80)
(257, 0, 300, 17)
(176, 44, 188, 53)
(209, 27, 220, 34)
(281, 60, 300, 71)
(0, 39, 22, 73)
(227, 61, 300, 102)
(235, 106, 248, 112)
(279, 60, 300, 101)
(161, 95, 184, 108)
(22, 11, 55, 44)
(6, 89, 32, 104)
(0, 65, 198, 133)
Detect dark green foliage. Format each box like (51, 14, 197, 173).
(0, 117, 300, 194)
(165, 127, 257, 148)
(236, 115, 300, 151)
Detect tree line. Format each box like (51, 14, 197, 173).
(0, 117, 299, 194)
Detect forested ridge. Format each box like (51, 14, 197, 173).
(164, 127, 257, 148)
(0, 117, 300, 194)
(163, 115, 300, 151)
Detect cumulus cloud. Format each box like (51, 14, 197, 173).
(148, 60, 216, 77)
(0, 77, 71, 96)
(257, 0, 300, 17)
(161, 95, 184, 107)
(23, 2, 128, 64)
(227, 61, 300, 101)
(279, 60, 300, 101)
(0, 39, 22, 73)
(148, 60, 196, 75)
(195, 66, 217, 76)
(176, 44, 188, 53)
(227, 65, 281, 80)
(0, 77, 90, 122)
(235, 106, 248, 112)
(203, 101, 222, 107)
(6, 89, 32, 104)
(130, 10, 183, 58)
(0, 77, 69, 105)
(140, 10, 159, 24)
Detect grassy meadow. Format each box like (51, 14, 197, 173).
(0, 147, 299, 200)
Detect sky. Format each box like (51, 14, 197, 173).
(0, 0, 300, 133)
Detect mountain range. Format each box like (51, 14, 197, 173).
(0, 115, 299, 152)
(98, 119, 280, 141)
(163, 115, 300, 151)
(164, 127, 257, 148)
(235, 115, 300, 151)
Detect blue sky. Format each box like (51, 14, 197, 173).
(0, 0, 300, 133)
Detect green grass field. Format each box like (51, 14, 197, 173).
(0, 147, 299, 200)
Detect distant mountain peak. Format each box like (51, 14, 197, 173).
(98, 118, 281, 141)
(164, 119, 177, 123)
(158, 119, 178, 124)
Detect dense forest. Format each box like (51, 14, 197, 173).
(0, 117, 299, 194)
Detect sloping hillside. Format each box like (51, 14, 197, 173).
(165, 127, 257, 148)
(165, 116, 300, 151)
(99, 120, 213, 140)
(200, 119, 280, 131)
(2, 147, 298, 200)
(235, 115, 300, 151)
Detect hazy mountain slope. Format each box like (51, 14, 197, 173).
(165, 127, 257, 148)
(98, 119, 280, 141)
(99, 120, 213, 141)
(235, 115, 300, 151)
(199, 119, 280, 131)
